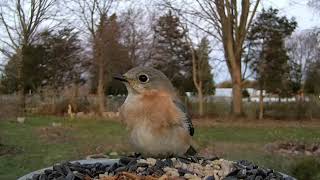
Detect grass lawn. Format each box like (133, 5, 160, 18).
(0, 116, 320, 179)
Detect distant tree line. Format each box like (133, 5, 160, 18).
(0, 1, 215, 116)
(0, 0, 319, 118)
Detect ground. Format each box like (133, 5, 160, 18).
(0, 116, 320, 180)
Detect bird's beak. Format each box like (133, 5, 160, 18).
(113, 74, 128, 82)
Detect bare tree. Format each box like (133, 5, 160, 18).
(287, 29, 320, 97)
(163, 0, 260, 116)
(69, 0, 116, 115)
(308, 0, 320, 11)
(120, 7, 152, 66)
(184, 27, 213, 116)
(0, 0, 57, 114)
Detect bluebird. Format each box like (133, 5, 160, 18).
(114, 66, 196, 157)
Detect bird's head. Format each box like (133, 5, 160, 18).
(113, 66, 175, 95)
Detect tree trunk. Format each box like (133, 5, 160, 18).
(70, 83, 79, 113)
(18, 89, 25, 116)
(231, 67, 243, 117)
(16, 48, 25, 116)
(198, 82, 204, 117)
(97, 63, 105, 116)
(259, 88, 264, 120)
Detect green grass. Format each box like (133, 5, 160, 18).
(0, 116, 319, 179)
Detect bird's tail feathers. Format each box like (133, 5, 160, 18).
(185, 140, 199, 156)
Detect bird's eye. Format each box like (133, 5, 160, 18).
(138, 74, 149, 83)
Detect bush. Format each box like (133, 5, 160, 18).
(290, 158, 320, 180)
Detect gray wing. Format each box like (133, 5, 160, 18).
(173, 99, 194, 136)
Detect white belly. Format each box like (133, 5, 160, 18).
(129, 123, 190, 156)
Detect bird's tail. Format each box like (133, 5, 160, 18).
(185, 145, 197, 156)
(185, 140, 199, 156)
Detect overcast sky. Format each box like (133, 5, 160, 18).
(213, 0, 319, 83)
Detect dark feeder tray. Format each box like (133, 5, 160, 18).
(18, 158, 297, 180)
(18, 159, 118, 180)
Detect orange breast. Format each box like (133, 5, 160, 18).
(122, 90, 182, 132)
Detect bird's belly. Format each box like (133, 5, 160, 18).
(129, 124, 190, 156)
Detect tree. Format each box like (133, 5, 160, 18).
(0, 28, 84, 94)
(191, 37, 215, 116)
(90, 14, 131, 98)
(150, 11, 193, 94)
(308, 0, 320, 11)
(40, 28, 85, 90)
(120, 8, 152, 67)
(286, 29, 320, 96)
(0, 0, 57, 114)
(305, 60, 320, 95)
(69, 0, 116, 115)
(164, 0, 260, 116)
(247, 8, 297, 119)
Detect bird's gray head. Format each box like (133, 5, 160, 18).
(114, 66, 175, 95)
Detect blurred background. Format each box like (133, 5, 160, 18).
(0, 0, 320, 179)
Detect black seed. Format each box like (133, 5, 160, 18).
(74, 172, 85, 179)
(234, 163, 246, 169)
(47, 173, 55, 180)
(115, 166, 127, 173)
(226, 169, 240, 177)
(245, 175, 256, 180)
(204, 176, 215, 180)
(128, 164, 138, 172)
(246, 164, 254, 170)
(44, 169, 53, 175)
(163, 159, 173, 167)
(32, 174, 40, 180)
(257, 168, 268, 177)
(94, 163, 103, 169)
(238, 160, 253, 167)
(53, 165, 65, 175)
(223, 177, 238, 180)
(84, 169, 93, 177)
(153, 169, 165, 177)
(177, 157, 191, 164)
(155, 160, 166, 169)
(237, 169, 247, 178)
(283, 177, 295, 180)
(146, 167, 156, 175)
(108, 163, 118, 172)
(137, 163, 149, 167)
(190, 156, 199, 163)
(39, 174, 47, 180)
(55, 176, 65, 180)
(177, 168, 191, 176)
(127, 159, 137, 167)
(119, 157, 135, 165)
(248, 169, 258, 176)
(100, 164, 110, 171)
(65, 172, 75, 180)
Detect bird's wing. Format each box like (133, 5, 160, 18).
(173, 99, 194, 136)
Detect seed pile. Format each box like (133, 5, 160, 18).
(26, 156, 295, 180)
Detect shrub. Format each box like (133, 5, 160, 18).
(290, 158, 320, 180)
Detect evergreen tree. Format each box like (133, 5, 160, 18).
(150, 11, 193, 94)
(247, 7, 297, 95)
(195, 37, 215, 95)
(90, 14, 130, 96)
(305, 60, 320, 94)
(40, 28, 84, 90)
(246, 7, 297, 119)
(0, 28, 84, 94)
